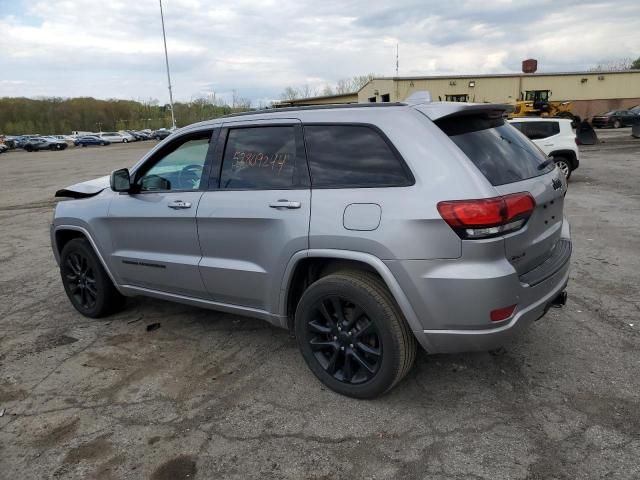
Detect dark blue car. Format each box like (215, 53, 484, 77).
(74, 135, 111, 147)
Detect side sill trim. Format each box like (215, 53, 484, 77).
(120, 284, 281, 325)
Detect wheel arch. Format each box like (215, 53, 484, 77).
(280, 250, 430, 351)
(52, 225, 123, 294)
(549, 149, 577, 168)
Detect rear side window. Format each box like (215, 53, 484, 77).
(512, 121, 560, 140)
(303, 125, 412, 188)
(220, 126, 297, 189)
(436, 115, 554, 186)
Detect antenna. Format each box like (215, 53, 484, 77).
(395, 43, 399, 77)
(159, 0, 176, 130)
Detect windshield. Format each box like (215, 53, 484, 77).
(435, 114, 554, 186)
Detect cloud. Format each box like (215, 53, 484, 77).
(0, 0, 638, 104)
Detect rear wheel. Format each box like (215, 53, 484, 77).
(60, 238, 125, 318)
(554, 156, 572, 180)
(295, 270, 416, 398)
(613, 119, 622, 128)
(123, 138, 128, 143)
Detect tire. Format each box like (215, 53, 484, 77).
(59, 238, 125, 318)
(123, 138, 128, 143)
(613, 119, 622, 128)
(295, 270, 416, 399)
(554, 157, 572, 180)
(82, 144, 86, 147)
(25, 145, 33, 152)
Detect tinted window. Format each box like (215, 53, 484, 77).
(220, 126, 297, 189)
(512, 121, 560, 140)
(137, 133, 211, 191)
(436, 115, 554, 186)
(304, 125, 411, 188)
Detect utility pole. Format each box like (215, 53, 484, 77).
(159, 0, 176, 130)
(395, 43, 399, 77)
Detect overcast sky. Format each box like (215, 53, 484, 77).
(0, 0, 638, 105)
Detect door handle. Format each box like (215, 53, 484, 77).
(168, 200, 192, 209)
(269, 200, 301, 209)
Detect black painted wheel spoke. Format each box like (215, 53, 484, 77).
(351, 350, 376, 374)
(309, 339, 336, 351)
(330, 297, 345, 323)
(356, 341, 381, 357)
(308, 319, 331, 335)
(326, 348, 340, 374)
(354, 320, 375, 340)
(318, 301, 335, 327)
(306, 295, 382, 385)
(63, 251, 99, 311)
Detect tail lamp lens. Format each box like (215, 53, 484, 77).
(437, 193, 535, 239)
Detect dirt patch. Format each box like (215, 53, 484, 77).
(151, 455, 197, 480)
(32, 416, 80, 447)
(63, 437, 113, 464)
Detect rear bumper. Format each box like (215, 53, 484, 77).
(385, 220, 571, 354)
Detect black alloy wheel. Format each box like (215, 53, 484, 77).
(62, 251, 98, 310)
(59, 238, 125, 318)
(306, 295, 382, 384)
(295, 270, 416, 398)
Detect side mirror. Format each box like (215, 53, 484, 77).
(110, 168, 131, 192)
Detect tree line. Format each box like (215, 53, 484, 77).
(0, 96, 251, 135)
(280, 74, 376, 101)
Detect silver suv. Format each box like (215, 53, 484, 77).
(51, 94, 571, 398)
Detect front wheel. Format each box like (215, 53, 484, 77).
(295, 270, 416, 398)
(123, 138, 128, 143)
(60, 238, 125, 318)
(613, 120, 622, 128)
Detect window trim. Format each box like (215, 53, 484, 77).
(208, 123, 310, 191)
(301, 122, 415, 189)
(131, 128, 219, 194)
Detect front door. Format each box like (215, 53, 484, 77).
(197, 120, 310, 313)
(107, 128, 217, 297)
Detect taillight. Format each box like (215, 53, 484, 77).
(437, 192, 535, 239)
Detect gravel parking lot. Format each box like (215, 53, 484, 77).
(1, 131, 639, 480)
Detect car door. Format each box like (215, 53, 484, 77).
(197, 120, 310, 313)
(107, 128, 218, 297)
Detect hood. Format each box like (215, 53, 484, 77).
(55, 175, 110, 198)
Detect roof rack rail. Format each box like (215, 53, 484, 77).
(223, 102, 407, 118)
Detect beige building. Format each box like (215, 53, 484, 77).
(281, 70, 640, 119)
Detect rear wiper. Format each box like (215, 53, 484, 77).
(538, 158, 554, 170)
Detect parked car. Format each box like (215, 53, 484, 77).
(118, 131, 137, 142)
(128, 130, 151, 141)
(152, 129, 172, 140)
(74, 135, 111, 147)
(0, 144, 8, 154)
(508, 117, 579, 179)
(629, 105, 640, 116)
(23, 137, 68, 151)
(52, 93, 570, 398)
(97, 132, 129, 143)
(591, 110, 638, 128)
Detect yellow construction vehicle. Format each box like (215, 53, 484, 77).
(509, 90, 576, 122)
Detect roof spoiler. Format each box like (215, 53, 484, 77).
(405, 91, 433, 106)
(415, 102, 515, 121)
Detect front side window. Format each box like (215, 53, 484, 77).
(220, 126, 297, 189)
(303, 125, 411, 188)
(136, 132, 212, 191)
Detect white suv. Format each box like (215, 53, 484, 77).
(508, 117, 579, 179)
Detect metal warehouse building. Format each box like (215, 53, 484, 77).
(280, 70, 640, 119)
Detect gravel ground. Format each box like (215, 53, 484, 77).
(0, 130, 638, 479)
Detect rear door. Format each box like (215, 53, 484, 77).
(435, 113, 566, 275)
(197, 120, 310, 312)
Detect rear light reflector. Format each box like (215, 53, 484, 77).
(490, 304, 517, 322)
(437, 192, 535, 239)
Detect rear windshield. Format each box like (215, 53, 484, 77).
(435, 114, 554, 186)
